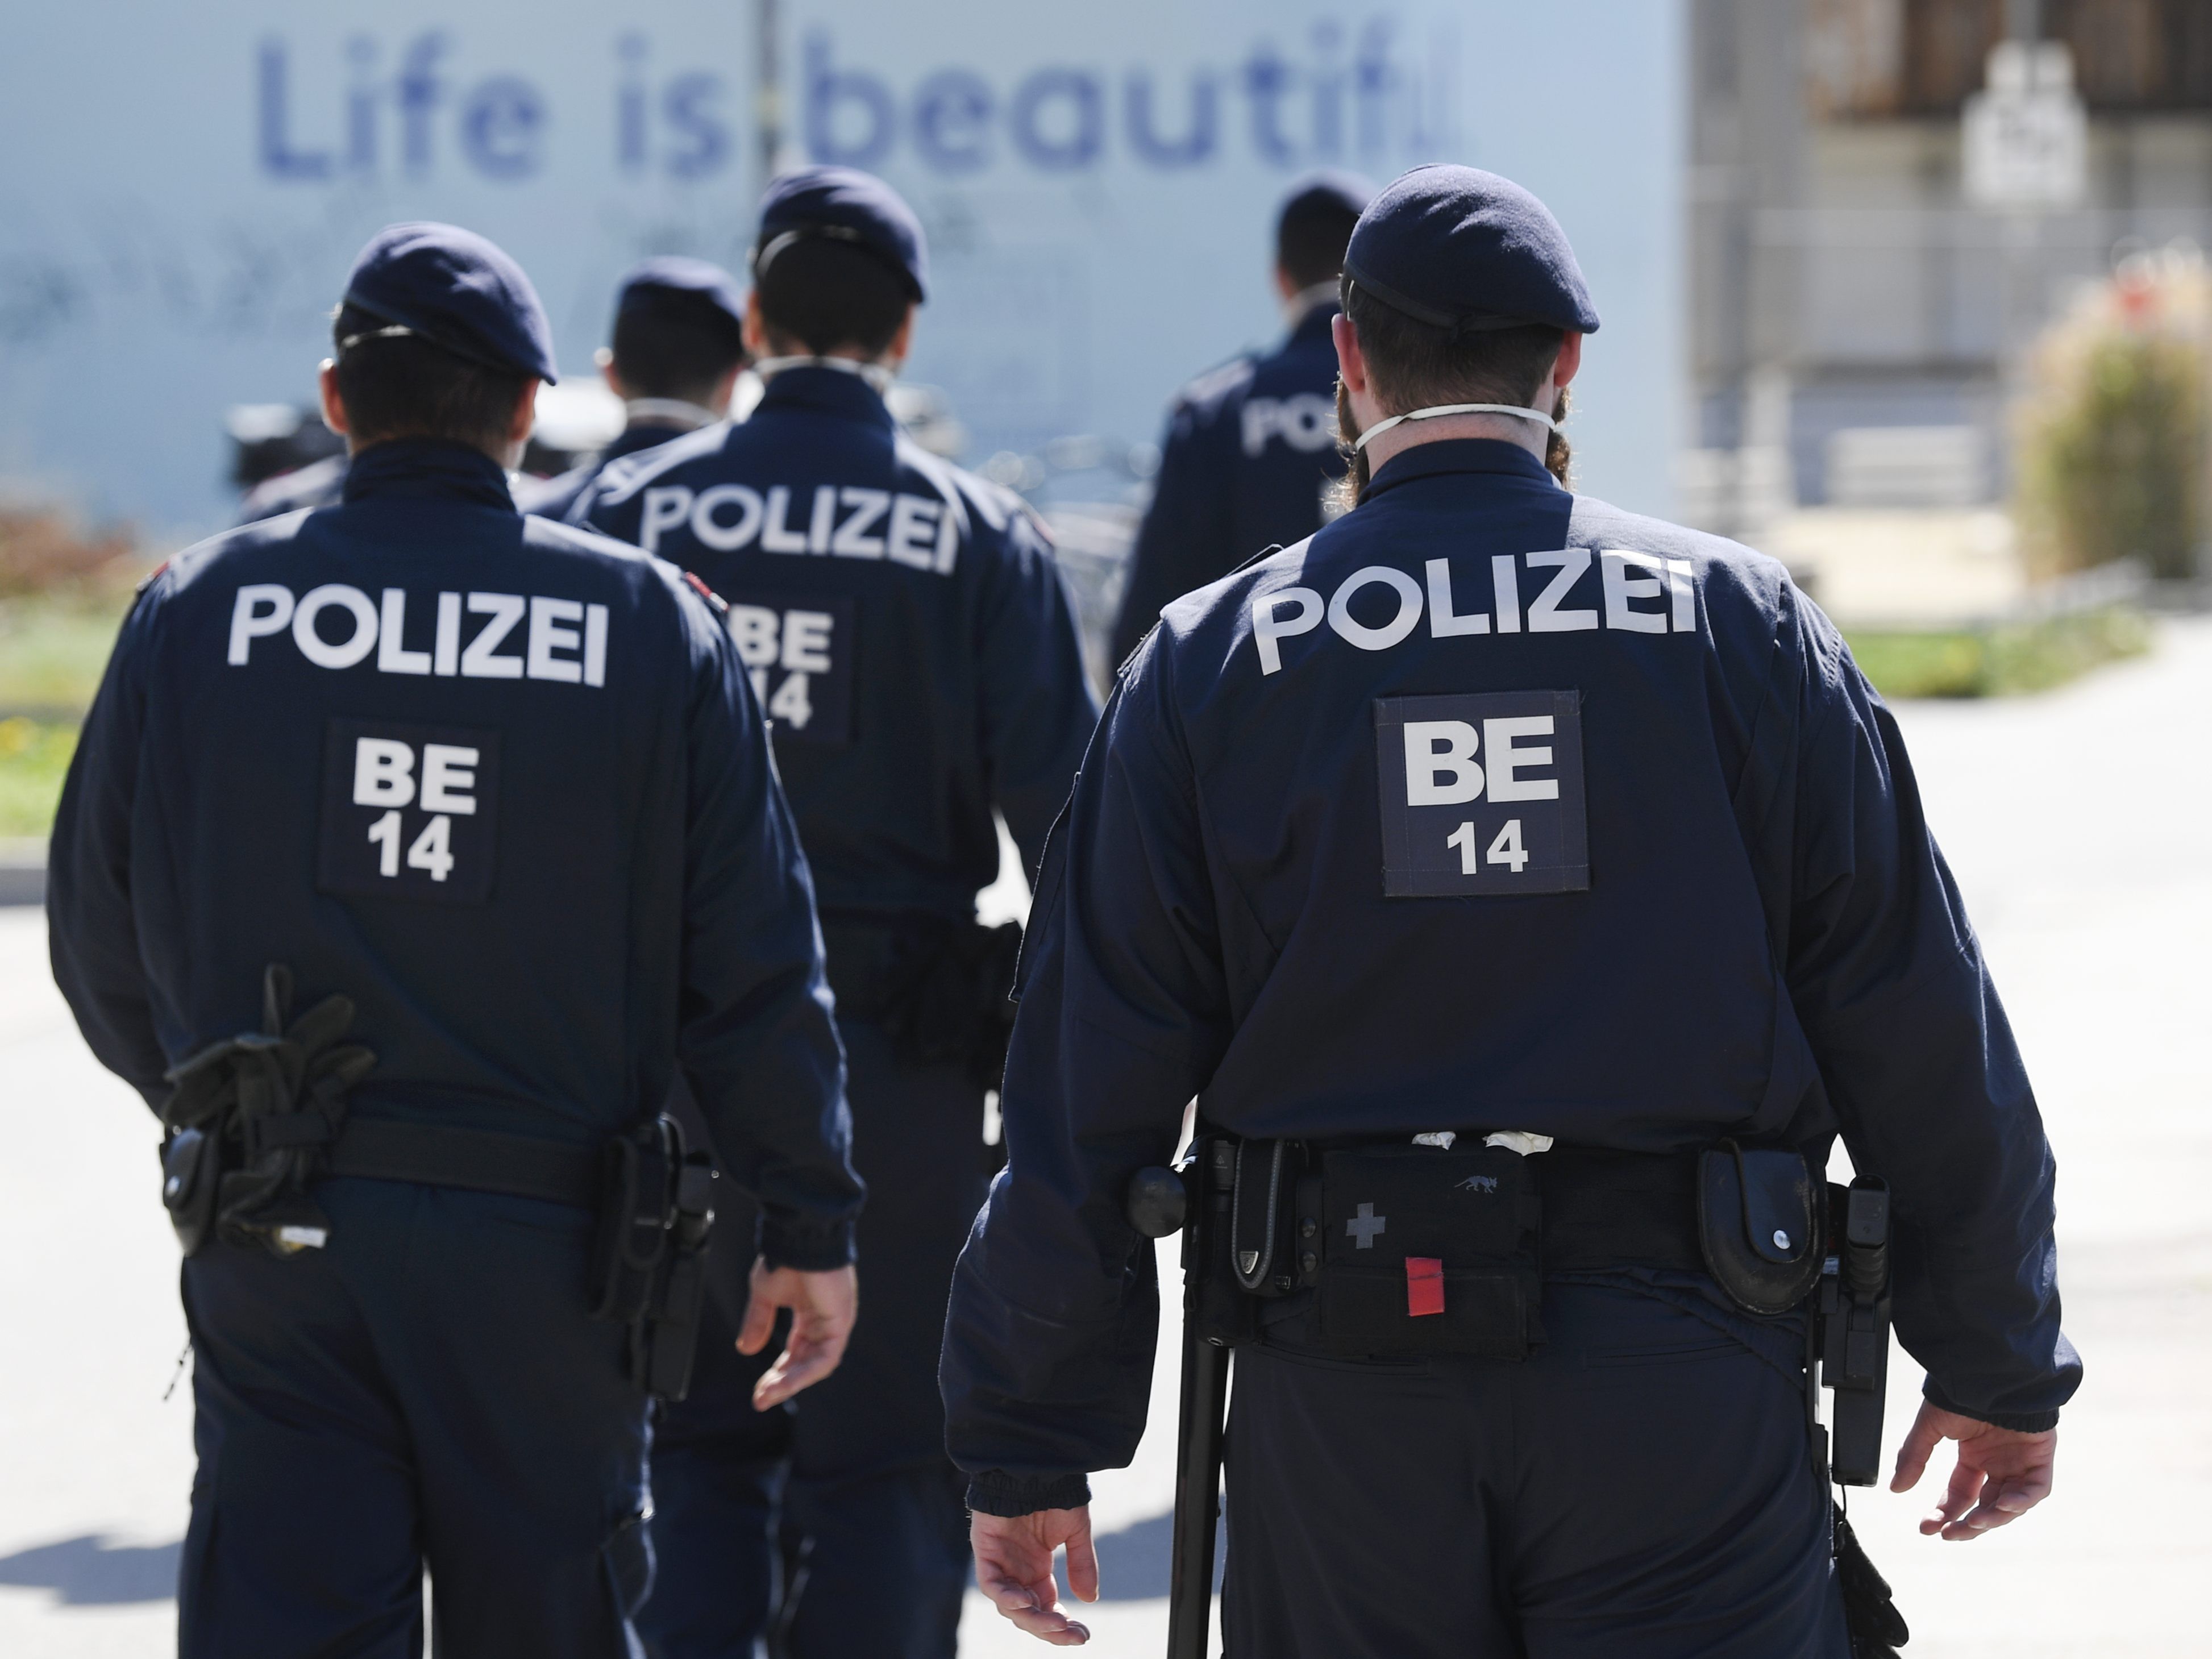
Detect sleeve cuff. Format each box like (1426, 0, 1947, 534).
(759, 1214, 855, 1273)
(1923, 1378, 2061, 1435)
(966, 1471, 1092, 1518)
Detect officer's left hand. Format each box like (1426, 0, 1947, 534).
(1890, 1400, 2057, 1540)
(972, 1506, 1097, 1645)
(738, 1258, 858, 1409)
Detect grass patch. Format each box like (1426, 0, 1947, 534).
(0, 591, 134, 713)
(1845, 604, 2151, 699)
(0, 716, 77, 838)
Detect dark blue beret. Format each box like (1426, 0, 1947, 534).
(754, 165, 928, 303)
(342, 222, 558, 382)
(1344, 165, 1600, 336)
(614, 256, 746, 331)
(1278, 169, 1375, 229)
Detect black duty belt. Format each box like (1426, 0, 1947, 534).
(323, 1120, 600, 1210)
(1536, 1146, 1703, 1273)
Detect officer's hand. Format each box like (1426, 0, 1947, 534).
(737, 1258, 857, 1410)
(1890, 1400, 2057, 1540)
(972, 1506, 1097, 1645)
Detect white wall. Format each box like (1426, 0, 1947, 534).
(0, 1, 1682, 534)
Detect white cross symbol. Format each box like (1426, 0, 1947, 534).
(1346, 1203, 1387, 1249)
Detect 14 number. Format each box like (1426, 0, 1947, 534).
(1446, 818, 1528, 875)
(367, 810, 456, 883)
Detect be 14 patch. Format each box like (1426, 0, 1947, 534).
(724, 593, 856, 746)
(318, 718, 501, 905)
(1373, 691, 1588, 897)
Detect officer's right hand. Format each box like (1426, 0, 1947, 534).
(738, 1257, 858, 1409)
(972, 1506, 1097, 1645)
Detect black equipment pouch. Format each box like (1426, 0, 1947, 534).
(588, 1114, 718, 1401)
(159, 1127, 224, 1257)
(1311, 1142, 1544, 1358)
(1696, 1140, 1823, 1316)
(1833, 1503, 1910, 1656)
(159, 963, 377, 1258)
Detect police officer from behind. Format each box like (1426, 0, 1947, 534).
(515, 256, 750, 522)
(943, 166, 2078, 1654)
(47, 223, 863, 1656)
(579, 168, 1097, 1659)
(1106, 171, 1371, 668)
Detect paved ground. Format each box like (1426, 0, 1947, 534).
(5, 622, 2208, 1657)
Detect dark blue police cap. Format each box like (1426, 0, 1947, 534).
(342, 223, 558, 382)
(615, 256, 747, 331)
(1344, 165, 1600, 336)
(1278, 169, 1374, 229)
(753, 166, 928, 303)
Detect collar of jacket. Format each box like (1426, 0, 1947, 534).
(1287, 295, 1342, 346)
(342, 438, 518, 510)
(1362, 436, 1561, 504)
(755, 363, 897, 431)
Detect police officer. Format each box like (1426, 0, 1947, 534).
(577, 168, 1098, 1658)
(942, 167, 2078, 1654)
(1106, 171, 1371, 669)
(515, 256, 751, 522)
(47, 222, 864, 1656)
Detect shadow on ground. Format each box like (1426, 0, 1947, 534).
(1058, 1510, 1225, 1602)
(0, 1533, 179, 1604)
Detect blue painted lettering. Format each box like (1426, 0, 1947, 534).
(1125, 71, 1219, 168)
(1010, 69, 1104, 171)
(257, 40, 334, 181)
(461, 76, 545, 180)
(913, 69, 994, 173)
(805, 32, 893, 168)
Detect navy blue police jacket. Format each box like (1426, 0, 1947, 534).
(574, 366, 1098, 913)
(943, 438, 2080, 1512)
(50, 438, 862, 1269)
(238, 454, 350, 525)
(514, 423, 699, 523)
(1107, 300, 1349, 668)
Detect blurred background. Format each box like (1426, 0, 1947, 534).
(1, 2, 2206, 1655)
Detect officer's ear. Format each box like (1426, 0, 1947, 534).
(706, 361, 745, 419)
(596, 346, 631, 404)
(1332, 313, 1371, 399)
(884, 305, 916, 368)
(742, 291, 770, 361)
(318, 361, 352, 446)
(1550, 332, 1585, 395)
(503, 379, 540, 459)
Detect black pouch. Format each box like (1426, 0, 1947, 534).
(1312, 1144, 1542, 1359)
(1833, 1504, 1909, 1656)
(160, 1128, 226, 1257)
(1696, 1141, 1822, 1316)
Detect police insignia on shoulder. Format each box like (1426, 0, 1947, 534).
(681, 572, 729, 616)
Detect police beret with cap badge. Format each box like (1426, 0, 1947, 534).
(1343, 164, 1600, 337)
(613, 255, 747, 331)
(340, 221, 559, 382)
(752, 165, 929, 303)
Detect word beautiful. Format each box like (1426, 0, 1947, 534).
(1252, 547, 1698, 674)
(227, 583, 611, 685)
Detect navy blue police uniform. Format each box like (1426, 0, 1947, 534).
(515, 257, 750, 525)
(577, 169, 1099, 1659)
(942, 168, 2080, 1657)
(238, 452, 351, 524)
(1107, 172, 1372, 669)
(48, 223, 862, 1658)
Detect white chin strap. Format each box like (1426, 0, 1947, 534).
(1352, 402, 1563, 452)
(752, 354, 897, 394)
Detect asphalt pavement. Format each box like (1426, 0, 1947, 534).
(5, 621, 2207, 1657)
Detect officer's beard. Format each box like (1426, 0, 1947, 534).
(1332, 382, 1574, 517)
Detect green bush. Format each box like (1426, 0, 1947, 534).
(0, 716, 77, 839)
(1846, 605, 2150, 700)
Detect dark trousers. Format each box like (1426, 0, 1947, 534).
(1223, 1279, 1852, 1659)
(646, 1018, 984, 1659)
(177, 1177, 651, 1659)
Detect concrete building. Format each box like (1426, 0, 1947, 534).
(1689, 0, 2212, 531)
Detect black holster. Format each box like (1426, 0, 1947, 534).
(588, 1113, 719, 1402)
(158, 963, 376, 1258)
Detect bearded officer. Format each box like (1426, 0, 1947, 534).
(577, 168, 1098, 1659)
(47, 222, 862, 1656)
(515, 256, 751, 522)
(1106, 171, 1371, 669)
(942, 165, 2078, 1654)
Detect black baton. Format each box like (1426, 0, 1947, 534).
(1126, 1150, 1228, 1659)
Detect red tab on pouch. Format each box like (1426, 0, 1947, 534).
(1406, 1257, 1445, 1317)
